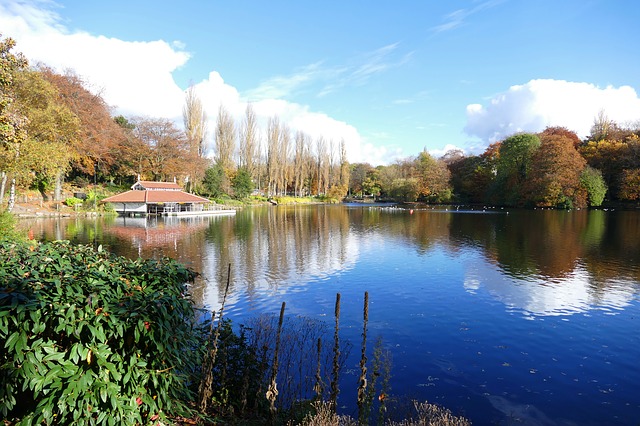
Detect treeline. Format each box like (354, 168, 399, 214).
(2, 34, 639, 210)
(349, 119, 640, 208)
(0, 34, 350, 211)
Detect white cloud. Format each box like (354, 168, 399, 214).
(189, 73, 395, 165)
(244, 62, 327, 101)
(429, 143, 464, 159)
(464, 79, 640, 143)
(431, 0, 505, 34)
(0, 0, 189, 118)
(0, 0, 391, 165)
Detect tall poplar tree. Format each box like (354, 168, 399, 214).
(238, 103, 259, 179)
(266, 116, 281, 196)
(214, 105, 236, 193)
(182, 85, 208, 192)
(183, 85, 208, 158)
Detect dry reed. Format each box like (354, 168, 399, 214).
(198, 263, 232, 414)
(357, 291, 369, 424)
(267, 301, 287, 421)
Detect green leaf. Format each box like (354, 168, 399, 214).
(43, 350, 65, 362)
(5, 331, 19, 351)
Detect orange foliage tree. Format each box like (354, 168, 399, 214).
(40, 67, 127, 182)
(525, 134, 586, 208)
(579, 139, 629, 199)
(131, 117, 206, 183)
(619, 169, 640, 201)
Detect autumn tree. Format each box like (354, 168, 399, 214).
(377, 161, 419, 201)
(415, 150, 451, 202)
(448, 154, 482, 203)
(539, 126, 581, 149)
(0, 34, 28, 210)
(349, 163, 375, 197)
(579, 139, 628, 199)
(113, 116, 151, 182)
(362, 172, 381, 198)
(40, 67, 129, 190)
(12, 69, 79, 202)
(524, 133, 587, 208)
(619, 169, 640, 200)
(131, 117, 194, 182)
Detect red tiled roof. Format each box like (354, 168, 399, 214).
(102, 190, 210, 204)
(134, 181, 182, 190)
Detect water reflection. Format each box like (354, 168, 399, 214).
(463, 263, 635, 317)
(197, 206, 360, 310)
(25, 206, 640, 317)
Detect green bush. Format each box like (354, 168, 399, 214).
(0, 240, 205, 425)
(64, 196, 83, 207)
(580, 166, 607, 207)
(0, 212, 26, 241)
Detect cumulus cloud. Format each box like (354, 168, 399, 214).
(196, 76, 394, 164)
(465, 79, 640, 143)
(0, 1, 189, 118)
(0, 0, 390, 164)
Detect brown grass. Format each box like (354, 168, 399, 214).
(297, 400, 471, 426)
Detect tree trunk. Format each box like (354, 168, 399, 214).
(0, 171, 6, 205)
(7, 178, 16, 212)
(38, 184, 49, 202)
(54, 170, 63, 202)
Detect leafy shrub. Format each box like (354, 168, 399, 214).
(272, 196, 318, 205)
(0, 240, 205, 425)
(0, 212, 26, 241)
(580, 166, 607, 207)
(64, 196, 83, 207)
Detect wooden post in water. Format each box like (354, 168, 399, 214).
(357, 291, 369, 425)
(314, 337, 323, 400)
(330, 293, 341, 411)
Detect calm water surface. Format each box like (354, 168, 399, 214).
(26, 205, 640, 425)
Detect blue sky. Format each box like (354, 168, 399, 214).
(2, 0, 640, 164)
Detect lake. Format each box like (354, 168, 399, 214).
(25, 205, 640, 425)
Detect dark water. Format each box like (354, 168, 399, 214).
(25, 205, 640, 425)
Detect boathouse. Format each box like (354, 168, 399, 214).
(101, 180, 211, 216)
